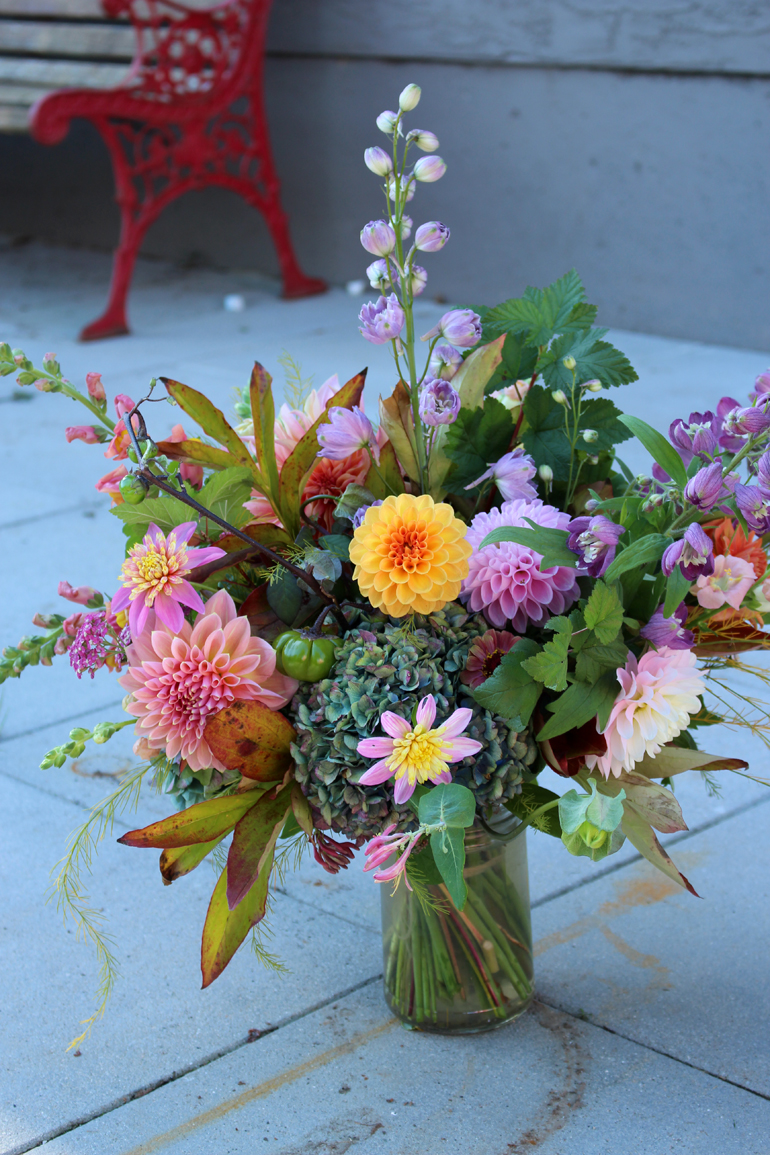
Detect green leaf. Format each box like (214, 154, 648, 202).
(443, 397, 516, 493)
(430, 826, 467, 909)
(663, 565, 692, 617)
(451, 336, 504, 411)
(479, 520, 578, 571)
(521, 618, 571, 691)
(506, 782, 562, 837)
(470, 637, 542, 727)
(118, 792, 263, 849)
(541, 329, 639, 390)
(405, 840, 444, 887)
(496, 332, 539, 385)
(520, 384, 572, 477)
(559, 778, 626, 834)
(249, 362, 280, 502)
(159, 837, 223, 883)
(583, 580, 624, 644)
(200, 847, 273, 987)
(537, 672, 619, 741)
(574, 638, 627, 682)
(365, 440, 404, 499)
(320, 534, 351, 561)
(485, 269, 587, 347)
(161, 377, 261, 485)
(418, 782, 476, 829)
(619, 415, 688, 488)
(111, 489, 197, 540)
(573, 396, 634, 453)
(197, 466, 254, 530)
(603, 534, 669, 581)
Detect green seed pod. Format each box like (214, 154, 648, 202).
(119, 474, 147, 505)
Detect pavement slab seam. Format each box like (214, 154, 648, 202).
(0, 699, 125, 746)
(274, 886, 382, 936)
(537, 997, 770, 1104)
(0, 502, 103, 533)
(4, 975, 385, 1155)
(531, 789, 770, 910)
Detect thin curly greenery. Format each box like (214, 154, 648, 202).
(700, 656, 770, 785)
(48, 758, 158, 1050)
(278, 350, 313, 411)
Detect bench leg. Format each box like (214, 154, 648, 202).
(79, 208, 148, 342)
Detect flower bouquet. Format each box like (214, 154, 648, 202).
(4, 82, 770, 1042)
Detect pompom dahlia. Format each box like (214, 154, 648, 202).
(350, 493, 472, 617)
(461, 499, 580, 630)
(119, 590, 297, 771)
(585, 647, 705, 779)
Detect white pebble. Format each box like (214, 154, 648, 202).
(345, 280, 366, 296)
(224, 293, 245, 312)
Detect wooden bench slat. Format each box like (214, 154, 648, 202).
(0, 55, 127, 88)
(0, 1, 114, 17)
(0, 79, 50, 103)
(0, 100, 30, 128)
(0, 19, 134, 58)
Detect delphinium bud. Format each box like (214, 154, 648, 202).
(364, 147, 393, 176)
(399, 84, 421, 112)
(398, 215, 413, 240)
(415, 221, 450, 252)
(552, 389, 569, 407)
(407, 129, 439, 152)
(360, 220, 397, 256)
(538, 464, 554, 483)
(400, 265, 427, 296)
(387, 174, 415, 203)
(429, 344, 463, 381)
(376, 110, 399, 135)
(563, 355, 577, 371)
(413, 156, 446, 183)
(584, 379, 602, 392)
(366, 260, 391, 292)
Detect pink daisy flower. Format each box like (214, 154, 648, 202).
(585, 646, 705, 779)
(357, 693, 482, 804)
(693, 553, 756, 610)
(111, 522, 226, 637)
(461, 498, 580, 630)
(119, 589, 298, 771)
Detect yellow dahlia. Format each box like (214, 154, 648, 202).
(349, 493, 471, 617)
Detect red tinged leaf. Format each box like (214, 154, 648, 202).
(160, 377, 263, 488)
(118, 792, 262, 849)
(621, 808, 700, 897)
(225, 786, 292, 910)
(204, 700, 296, 781)
(364, 438, 404, 499)
(159, 837, 222, 884)
(200, 848, 274, 988)
(154, 438, 234, 472)
(249, 362, 281, 501)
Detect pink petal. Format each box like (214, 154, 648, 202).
(436, 707, 473, 740)
(443, 737, 483, 762)
(173, 521, 197, 546)
(153, 592, 185, 633)
(110, 586, 130, 612)
(415, 694, 436, 729)
(129, 598, 150, 639)
(393, 775, 415, 804)
(188, 544, 227, 566)
(358, 737, 394, 758)
(204, 588, 237, 626)
(359, 759, 395, 785)
(173, 580, 205, 614)
(146, 523, 164, 546)
(380, 711, 411, 739)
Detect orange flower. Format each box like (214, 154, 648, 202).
(350, 493, 471, 617)
(704, 517, 767, 580)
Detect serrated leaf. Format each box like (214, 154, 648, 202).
(541, 330, 639, 390)
(618, 414, 688, 488)
(574, 396, 634, 453)
(505, 782, 562, 837)
(603, 534, 669, 581)
(197, 466, 254, 531)
(470, 637, 541, 726)
(110, 490, 196, 538)
(498, 332, 539, 384)
(583, 580, 624, 644)
(521, 619, 571, 691)
(574, 639, 627, 682)
(520, 384, 572, 477)
(479, 520, 578, 571)
(485, 269, 587, 347)
(663, 565, 692, 617)
(537, 672, 619, 742)
(443, 396, 516, 493)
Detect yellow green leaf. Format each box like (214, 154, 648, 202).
(159, 837, 222, 884)
(118, 792, 262, 848)
(161, 376, 263, 488)
(365, 438, 404, 498)
(226, 786, 291, 909)
(200, 849, 274, 987)
(249, 362, 281, 504)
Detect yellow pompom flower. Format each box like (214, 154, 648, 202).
(350, 493, 472, 617)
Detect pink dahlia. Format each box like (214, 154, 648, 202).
(119, 589, 298, 771)
(461, 499, 580, 630)
(111, 522, 226, 636)
(585, 646, 705, 779)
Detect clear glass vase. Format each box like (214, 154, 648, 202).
(380, 810, 534, 1033)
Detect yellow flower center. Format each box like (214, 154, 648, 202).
(122, 538, 186, 605)
(388, 722, 449, 786)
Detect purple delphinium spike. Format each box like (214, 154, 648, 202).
(661, 523, 714, 580)
(358, 294, 405, 345)
(749, 370, 770, 405)
(683, 462, 725, 511)
(716, 397, 744, 453)
(640, 603, 695, 651)
(756, 449, 770, 494)
(734, 484, 770, 533)
(566, 515, 625, 578)
(418, 377, 461, 426)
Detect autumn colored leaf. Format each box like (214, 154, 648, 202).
(200, 851, 273, 988)
(226, 786, 291, 909)
(204, 700, 296, 780)
(249, 362, 281, 502)
(291, 782, 314, 838)
(159, 837, 223, 884)
(154, 437, 237, 472)
(160, 376, 263, 488)
(118, 792, 262, 849)
(379, 380, 419, 482)
(365, 438, 404, 498)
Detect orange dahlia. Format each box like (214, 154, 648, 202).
(704, 517, 767, 580)
(350, 493, 471, 617)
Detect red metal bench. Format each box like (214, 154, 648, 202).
(29, 0, 326, 341)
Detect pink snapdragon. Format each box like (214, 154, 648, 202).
(58, 580, 100, 607)
(357, 693, 482, 804)
(85, 372, 106, 403)
(694, 553, 756, 610)
(111, 522, 226, 636)
(65, 425, 100, 445)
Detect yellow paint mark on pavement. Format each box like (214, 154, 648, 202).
(534, 874, 680, 958)
(120, 1018, 397, 1155)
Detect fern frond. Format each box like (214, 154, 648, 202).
(277, 351, 313, 410)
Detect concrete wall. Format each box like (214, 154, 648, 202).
(1, 1, 769, 349)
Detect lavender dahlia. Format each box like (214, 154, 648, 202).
(567, 514, 625, 578)
(661, 523, 714, 580)
(358, 294, 405, 345)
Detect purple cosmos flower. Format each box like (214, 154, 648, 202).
(661, 522, 715, 580)
(683, 462, 726, 511)
(429, 344, 462, 381)
(749, 370, 770, 405)
(364, 147, 393, 176)
(721, 405, 770, 437)
(415, 221, 450, 252)
(422, 308, 482, 349)
(352, 498, 382, 530)
(465, 446, 538, 501)
(418, 378, 460, 426)
(317, 406, 379, 463)
(359, 294, 405, 345)
(734, 484, 770, 533)
(566, 515, 625, 578)
(413, 155, 446, 182)
(366, 259, 391, 291)
(640, 603, 695, 651)
(716, 396, 744, 452)
(360, 220, 396, 257)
